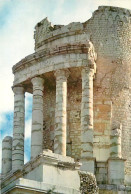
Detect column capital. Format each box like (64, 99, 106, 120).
(111, 128, 122, 137)
(81, 66, 95, 77)
(31, 77, 44, 87)
(54, 69, 70, 79)
(12, 86, 25, 94)
(111, 121, 122, 137)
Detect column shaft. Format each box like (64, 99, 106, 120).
(108, 126, 124, 184)
(12, 86, 25, 170)
(31, 77, 44, 159)
(81, 67, 94, 158)
(2, 136, 12, 175)
(110, 128, 122, 158)
(54, 69, 69, 156)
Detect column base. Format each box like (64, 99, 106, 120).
(80, 157, 96, 174)
(108, 157, 126, 185)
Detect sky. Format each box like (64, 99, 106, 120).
(0, 0, 131, 173)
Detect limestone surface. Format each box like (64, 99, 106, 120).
(1, 5, 131, 194)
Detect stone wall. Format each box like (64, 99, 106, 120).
(43, 81, 111, 161)
(43, 86, 56, 151)
(85, 6, 131, 180)
(67, 79, 82, 159)
(43, 78, 82, 160)
(96, 162, 108, 184)
(93, 99, 111, 161)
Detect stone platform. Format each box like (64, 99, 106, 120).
(1, 150, 81, 194)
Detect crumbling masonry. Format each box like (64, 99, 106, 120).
(1, 6, 131, 194)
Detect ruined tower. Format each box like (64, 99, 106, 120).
(1, 6, 131, 194)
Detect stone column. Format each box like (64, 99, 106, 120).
(2, 136, 12, 175)
(54, 69, 70, 156)
(108, 123, 125, 184)
(80, 66, 95, 173)
(12, 86, 25, 170)
(110, 127, 122, 158)
(31, 77, 44, 159)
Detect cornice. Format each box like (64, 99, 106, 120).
(12, 42, 96, 74)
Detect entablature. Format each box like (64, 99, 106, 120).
(12, 41, 97, 88)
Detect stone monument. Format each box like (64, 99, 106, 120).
(1, 6, 131, 194)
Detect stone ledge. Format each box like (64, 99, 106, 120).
(98, 184, 131, 192)
(2, 178, 80, 194)
(24, 149, 81, 170)
(108, 157, 126, 161)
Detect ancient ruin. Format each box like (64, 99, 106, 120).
(1, 6, 131, 194)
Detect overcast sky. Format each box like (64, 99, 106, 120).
(0, 0, 131, 172)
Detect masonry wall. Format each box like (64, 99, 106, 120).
(43, 78, 82, 160)
(85, 6, 131, 179)
(43, 87, 56, 151)
(42, 80, 112, 162)
(67, 79, 82, 159)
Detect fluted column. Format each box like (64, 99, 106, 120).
(31, 77, 44, 159)
(2, 136, 12, 175)
(54, 69, 70, 156)
(12, 86, 25, 170)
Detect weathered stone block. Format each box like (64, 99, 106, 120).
(80, 158, 96, 174)
(108, 158, 125, 185)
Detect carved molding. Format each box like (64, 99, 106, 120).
(13, 42, 97, 74)
(31, 77, 44, 87)
(12, 86, 25, 94)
